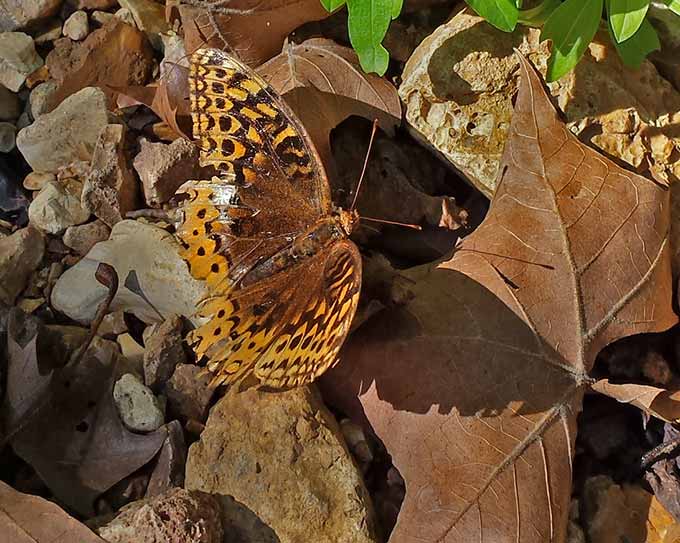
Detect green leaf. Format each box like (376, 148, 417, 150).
(391, 0, 403, 18)
(466, 0, 519, 31)
(518, 0, 561, 26)
(610, 18, 660, 67)
(665, 0, 680, 15)
(347, 0, 394, 75)
(608, 0, 650, 42)
(541, 0, 604, 81)
(320, 0, 346, 11)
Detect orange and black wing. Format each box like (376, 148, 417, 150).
(188, 240, 362, 389)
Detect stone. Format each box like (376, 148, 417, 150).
(0, 122, 16, 152)
(0, 85, 21, 121)
(0, 0, 62, 32)
(63, 219, 110, 255)
(648, 2, 680, 91)
(0, 32, 42, 92)
(34, 19, 63, 45)
(165, 364, 214, 423)
(98, 310, 128, 338)
(50, 220, 209, 324)
(146, 420, 186, 497)
(185, 386, 380, 543)
(23, 171, 55, 191)
(117, 333, 145, 374)
(15, 110, 30, 130)
(115, 8, 135, 27)
(28, 79, 57, 118)
(92, 10, 115, 25)
(16, 86, 113, 172)
(143, 314, 187, 391)
(117, 0, 170, 35)
(0, 226, 44, 304)
(133, 138, 201, 207)
(97, 488, 223, 543)
(113, 373, 165, 433)
(82, 123, 139, 226)
(399, 9, 680, 197)
(68, 0, 118, 8)
(28, 179, 90, 234)
(63, 10, 89, 41)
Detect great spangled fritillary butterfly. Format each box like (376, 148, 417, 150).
(174, 48, 362, 389)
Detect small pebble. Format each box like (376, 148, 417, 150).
(63, 11, 89, 41)
(113, 373, 165, 433)
(23, 171, 55, 191)
(92, 10, 115, 25)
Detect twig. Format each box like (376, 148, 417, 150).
(640, 436, 680, 471)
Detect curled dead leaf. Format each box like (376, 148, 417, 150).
(593, 379, 680, 423)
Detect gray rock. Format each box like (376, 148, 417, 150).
(92, 10, 115, 25)
(63, 10, 89, 41)
(97, 488, 223, 543)
(133, 138, 200, 207)
(0, 32, 43, 92)
(28, 179, 90, 234)
(0, 84, 21, 121)
(0, 226, 45, 304)
(63, 219, 111, 255)
(0, 0, 62, 32)
(146, 420, 186, 497)
(82, 123, 139, 226)
(143, 314, 187, 391)
(0, 122, 17, 152)
(165, 364, 214, 423)
(29, 79, 57, 118)
(113, 373, 165, 433)
(16, 86, 113, 172)
(186, 386, 380, 543)
(50, 220, 209, 324)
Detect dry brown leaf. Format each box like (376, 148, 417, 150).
(321, 53, 675, 543)
(0, 481, 106, 543)
(593, 379, 680, 423)
(259, 38, 401, 177)
(179, 0, 330, 66)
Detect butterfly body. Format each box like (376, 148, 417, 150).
(175, 48, 362, 389)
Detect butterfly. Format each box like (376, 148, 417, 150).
(174, 48, 362, 390)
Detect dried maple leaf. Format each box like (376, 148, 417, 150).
(179, 0, 331, 66)
(10, 339, 166, 515)
(593, 379, 680, 423)
(0, 481, 106, 543)
(321, 53, 676, 543)
(258, 38, 401, 177)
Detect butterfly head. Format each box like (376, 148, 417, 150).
(337, 209, 360, 236)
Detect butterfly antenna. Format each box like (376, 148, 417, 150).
(361, 217, 422, 230)
(350, 119, 379, 212)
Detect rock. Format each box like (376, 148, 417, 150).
(92, 10, 115, 25)
(146, 420, 186, 497)
(82, 124, 138, 226)
(0, 85, 21, 120)
(29, 79, 57, 118)
(99, 310, 128, 337)
(115, 8, 135, 27)
(133, 138, 201, 207)
(0, 32, 42, 92)
(339, 418, 373, 465)
(117, 0, 170, 35)
(648, 2, 680, 91)
(28, 179, 90, 234)
(63, 10, 89, 41)
(34, 19, 63, 45)
(63, 219, 110, 255)
(0, 226, 44, 304)
(113, 373, 165, 433)
(0, 0, 62, 32)
(399, 9, 680, 198)
(0, 122, 16, 152)
(97, 488, 223, 543)
(117, 333, 145, 373)
(186, 386, 380, 543)
(143, 314, 187, 391)
(15, 110, 30, 130)
(16, 86, 113, 172)
(23, 171, 55, 191)
(51, 220, 209, 324)
(165, 365, 214, 423)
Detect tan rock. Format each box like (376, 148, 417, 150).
(23, 171, 55, 191)
(50, 219, 208, 324)
(82, 124, 139, 226)
(28, 179, 90, 234)
(63, 10, 89, 41)
(97, 488, 223, 543)
(63, 219, 110, 255)
(29, 79, 57, 118)
(0, 0, 62, 32)
(16, 86, 113, 172)
(143, 314, 187, 391)
(133, 137, 200, 207)
(0, 32, 42, 92)
(117, 0, 170, 35)
(0, 226, 44, 304)
(399, 9, 680, 197)
(165, 364, 213, 423)
(185, 386, 379, 543)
